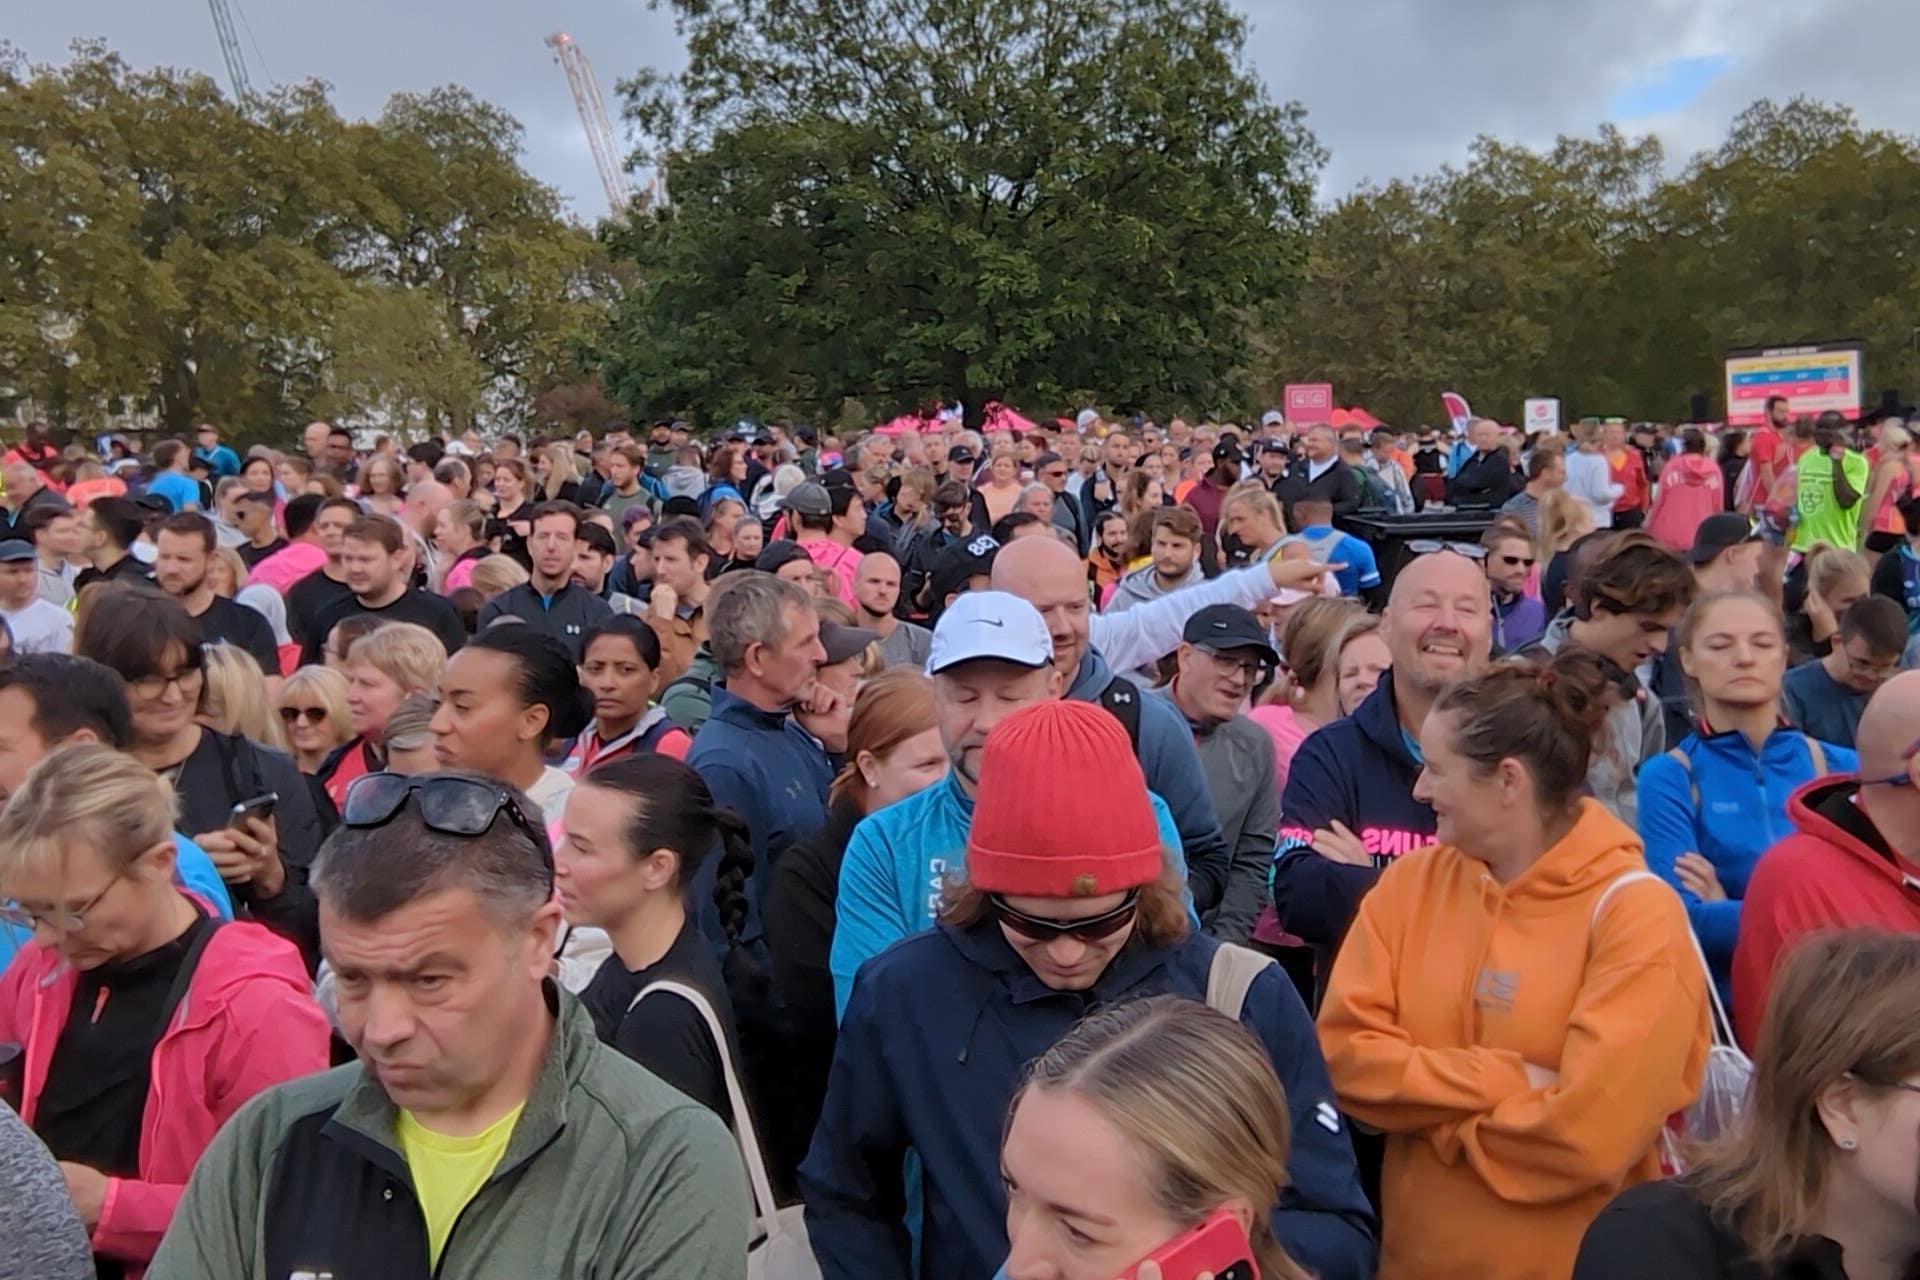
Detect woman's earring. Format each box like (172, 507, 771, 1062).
(1839, 1137, 1859, 1151)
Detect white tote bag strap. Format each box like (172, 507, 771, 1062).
(1205, 942, 1276, 1022)
(1590, 870, 1739, 1050)
(632, 980, 782, 1240)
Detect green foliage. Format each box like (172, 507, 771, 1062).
(1265, 100, 1920, 426)
(0, 44, 613, 442)
(604, 0, 1324, 427)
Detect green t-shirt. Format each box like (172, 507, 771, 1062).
(1792, 448, 1870, 551)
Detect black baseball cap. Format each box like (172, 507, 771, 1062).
(754, 541, 814, 574)
(1212, 441, 1241, 464)
(1258, 439, 1288, 455)
(1687, 512, 1761, 566)
(820, 620, 880, 665)
(930, 533, 999, 603)
(1182, 603, 1278, 667)
(948, 445, 977, 465)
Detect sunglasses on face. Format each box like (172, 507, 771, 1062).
(989, 891, 1140, 943)
(279, 705, 330, 725)
(342, 773, 553, 887)
(1497, 553, 1536, 568)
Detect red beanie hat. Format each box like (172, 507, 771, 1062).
(966, 700, 1164, 897)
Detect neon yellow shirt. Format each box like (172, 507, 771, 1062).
(1792, 448, 1870, 551)
(396, 1103, 525, 1266)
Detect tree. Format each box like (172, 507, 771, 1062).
(604, 0, 1324, 427)
(0, 44, 613, 440)
(1265, 101, 1920, 426)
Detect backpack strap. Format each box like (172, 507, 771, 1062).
(1204, 942, 1276, 1022)
(1096, 674, 1144, 753)
(1807, 738, 1828, 777)
(1665, 747, 1700, 809)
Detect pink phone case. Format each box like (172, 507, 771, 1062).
(1120, 1208, 1259, 1280)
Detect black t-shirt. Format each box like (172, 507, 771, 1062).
(238, 537, 288, 569)
(36, 908, 216, 1280)
(578, 917, 738, 1122)
(299, 587, 467, 665)
(285, 566, 355, 648)
(74, 553, 156, 593)
(194, 594, 281, 675)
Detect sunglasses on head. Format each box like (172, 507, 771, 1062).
(989, 890, 1140, 943)
(279, 705, 329, 725)
(341, 773, 553, 887)
(1407, 539, 1487, 561)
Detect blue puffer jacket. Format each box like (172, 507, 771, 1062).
(1065, 647, 1230, 910)
(828, 771, 1190, 1015)
(1637, 725, 1855, 997)
(801, 923, 1378, 1280)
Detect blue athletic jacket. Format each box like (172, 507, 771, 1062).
(828, 771, 1189, 1015)
(801, 922, 1378, 1280)
(1637, 725, 1854, 996)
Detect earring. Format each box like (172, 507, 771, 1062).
(1840, 1137, 1859, 1151)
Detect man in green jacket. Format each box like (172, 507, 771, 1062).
(150, 771, 748, 1280)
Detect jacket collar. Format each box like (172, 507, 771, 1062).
(328, 980, 587, 1174)
(938, 920, 1176, 1008)
(708, 685, 790, 729)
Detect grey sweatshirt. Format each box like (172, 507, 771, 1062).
(1151, 685, 1279, 944)
(0, 1105, 93, 1280)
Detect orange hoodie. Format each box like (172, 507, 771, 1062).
(1316, 799, 1708, 1280)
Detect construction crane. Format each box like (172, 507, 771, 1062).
(206, 0, 258, 106)
(545, 32, 635, 218)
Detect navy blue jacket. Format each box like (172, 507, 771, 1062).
(686, 687, 834, 946)
(1066, 647, 1231, 911)
(800, 923, 1378, 1280)
(1271, 672, 1435, 954)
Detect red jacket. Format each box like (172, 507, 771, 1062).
(1607, 448, 1650, 513)
(1732, 779, 1920, 1049)
(0, 912, 330, 1270)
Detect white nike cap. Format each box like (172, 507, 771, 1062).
(927, 590, 1054, 675)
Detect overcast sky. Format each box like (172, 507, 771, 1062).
(16, 0, 1917, 224)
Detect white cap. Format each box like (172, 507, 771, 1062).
(1261, 409, 1285, 427)
(1075, 408, 1099, 430)
(927, 590, 1054, 675)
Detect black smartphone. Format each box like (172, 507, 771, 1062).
(228, 793, 279, 829)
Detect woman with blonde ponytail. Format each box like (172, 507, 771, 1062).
(1000, 996, 1315, 1280)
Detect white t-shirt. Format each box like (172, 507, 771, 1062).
(2, 600, 74, 654)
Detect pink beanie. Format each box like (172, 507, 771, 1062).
(966, 700, 1164, 897)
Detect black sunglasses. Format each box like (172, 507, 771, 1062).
(990, 891, 1140, 943)
(342, 773, 552, 887)
(1497, 553, 1536, 568)
(279, 705, 329, 725)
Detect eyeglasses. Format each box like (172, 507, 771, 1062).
(1, 871, 124, 934)
(1407, 539, 1487, 561)
(279, 705, 329, 726)
(1862, 738, 1920, 790)
(129, 663, 205, 701)
(1043, 469, 1068, 480)
(1197, 647, 1273, 681)
(989, 891, 1140, 943)
(342, 773, 552, 887)
(1496, 553, 1536, 568)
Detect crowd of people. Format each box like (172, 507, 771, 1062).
(0, 398, 1916, 1280)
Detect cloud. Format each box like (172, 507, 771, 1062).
(13, 0, 1917, 219)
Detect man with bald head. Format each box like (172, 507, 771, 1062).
(301, 420, 331, 463)
(990, 535, 1234, 913)
(1732, 671, 1920, 1044)
(1271, 550, 1494, 988)
(851, 551, 931, 669)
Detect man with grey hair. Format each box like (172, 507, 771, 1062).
(151, 771, 749, 1280)
(687, 572, 834, 946)
(1273, 423, 1363, 528)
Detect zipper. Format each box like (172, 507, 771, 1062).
(430, 1124, 565, 1279)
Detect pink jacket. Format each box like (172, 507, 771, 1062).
(0, 916, 330, 1270)
(246, 540, 328, 595)
(797, 538, 864, 607)
(1646, 453, 1725, 552)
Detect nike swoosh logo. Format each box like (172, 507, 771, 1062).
(979, 618, 1004, 627)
